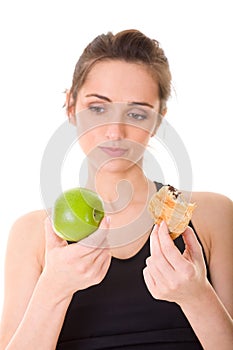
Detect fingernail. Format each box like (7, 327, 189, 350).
(160, 221, 168, 231)
(105, 216, 111, 225)
(161, 220, 165, 227)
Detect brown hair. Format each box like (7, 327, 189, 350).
(67, 29, 172, 114)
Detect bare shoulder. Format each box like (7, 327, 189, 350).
(0, 211, 49, 345)
(190, 191, 233, 315)
(192, 190, 233, 211)
(191, 191, 233, 236)
(7, 209, 48, 268)
(9, 209, 48, 234)
(182, 191, 232, 263)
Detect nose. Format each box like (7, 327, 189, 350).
(105, 122, 125, 140)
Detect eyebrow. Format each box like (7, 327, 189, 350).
(85, 94, 112, 102)
(128, 101, 154, 109)
(85, 93, 154, 109)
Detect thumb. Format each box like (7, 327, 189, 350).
(182, 226, 206, 265)
(96, 215, 111, 242)
(80, 216, 111, 249)
(99, 215, 111, 230)
(44, 216, 67, 251)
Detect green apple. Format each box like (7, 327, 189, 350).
(52, 187, 105, 242)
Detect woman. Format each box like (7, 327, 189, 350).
(0, 29, 232, 349)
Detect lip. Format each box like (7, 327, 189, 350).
(99, 146, 128, 157)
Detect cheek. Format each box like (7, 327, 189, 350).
(129, 127, 151, 145)
(78, 128, 103, 154)
(78, 133, 95, 154)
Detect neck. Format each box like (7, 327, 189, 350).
(84, 160, 156, 248)
(85, 161, 153, 205)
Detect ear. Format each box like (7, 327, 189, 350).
(151, 107, 167, 137)
(65, 89, 76, 126)
(69, 114, 77, 126)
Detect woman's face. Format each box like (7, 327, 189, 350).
(73, 60, 163, 173)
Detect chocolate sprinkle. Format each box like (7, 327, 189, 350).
(168, 185, 181, 199)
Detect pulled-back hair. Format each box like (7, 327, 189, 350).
(67, 29, 172, 113)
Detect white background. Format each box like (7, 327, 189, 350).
(0, 0, 232, 314)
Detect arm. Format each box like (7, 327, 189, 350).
(143, 193, 233, 350)
(3, 275, 72, 350)
(181, 193, 233, 349)
(0, 212, 111, 349)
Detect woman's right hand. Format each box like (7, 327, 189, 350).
(41, 216, 112, 299)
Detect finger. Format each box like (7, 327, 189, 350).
(99, 215, 111, 229)
(79, 216, 110, 249)
(149, 224, 159, 256)
(150, 224, 169, 262)
(143, 267, 157, 295)
(44, 216, 67, 250)
(157, 221, 185, 269)
(68, 216, 111, 257)
(182, 226, 206, 265)
(94, 248, 112, 276)
(145, 255, 174, 286)
(149, 227, 175, 274)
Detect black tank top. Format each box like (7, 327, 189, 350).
(56, 183, 209, 350)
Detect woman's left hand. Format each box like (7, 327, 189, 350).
(143, 221, 209, 305)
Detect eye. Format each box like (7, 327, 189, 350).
(88, 105, 105, 114)
(127, 112, 147, 121)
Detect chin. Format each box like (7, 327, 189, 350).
(96, 158, 138, 174)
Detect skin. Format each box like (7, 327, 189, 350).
(0, 60, 232, 349)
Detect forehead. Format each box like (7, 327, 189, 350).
(78, 60, 160, 104)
